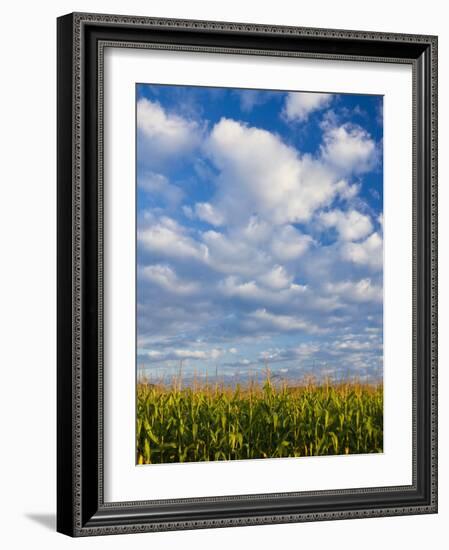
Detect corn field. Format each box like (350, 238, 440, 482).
(136, 378, 383, 464)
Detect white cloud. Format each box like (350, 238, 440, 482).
(283, 92, 333, 122)
(258, 265, 293, 290)
(235, 89, 273, 112)
(239, 216, 272, 244)
(341, 231, 383, 270)
(219, 277, 264, 301)
(141, 264, 199, 295)
(205, 118, 339, 226)
(202, 229, 269, 276)
(319, 209, 373, 241)
(140, 215, 309, 280)
(325, 278, 382, 303)
(247, 308, 322, 334)
(177, 348, 222, 360)
(219, 275, 306, 305)
(144, 348, 223, 362)
(138, 216, 208, 261)
(365, 327, 381, 334)
(259, 342, 320, 362)
(192, 202, 225, 226)
(321, 123, 376, 175)
(332, 332, 382, 353)
(335, 179, 360, 200)
(137, 98, 202, 161)
(138, 172, 183, 206)
(333, 339, 373, 352)
(270, 225, 313, 261)
(293, 343, 321, 356)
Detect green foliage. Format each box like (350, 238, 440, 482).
(136, 378, 383, 464)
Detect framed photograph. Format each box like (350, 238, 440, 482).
(57, 12, 438, 536)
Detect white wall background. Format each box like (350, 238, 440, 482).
(0, 1, 446, 547)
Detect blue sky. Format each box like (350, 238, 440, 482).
(136, 84, 383, 384)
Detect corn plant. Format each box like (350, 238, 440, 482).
(136, 377, 383, 464)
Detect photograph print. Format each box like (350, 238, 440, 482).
(135, 83, 384, 465)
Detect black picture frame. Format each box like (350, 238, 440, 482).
(57, 12, 438, 537)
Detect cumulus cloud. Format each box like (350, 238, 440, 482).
(138, 216, 208, 261)
(141, 264, 199, 295)
(270, 225, 313, 261)
(137, 98, 203, 164)
(138, 172, 184, 206)
(219, 277, 265, 301)
(201, 229, 270, 276)
(219, 275, 307, 305)
(341, 231, 383, 270)
(335, 179, 360, 200)
(258, 265, 293, 290)
(235, 89, 276, 112)
(319, 209, 373, 241)
(205, 118, 340, 226)
(246, 308, 323, 334)
(325, 278, 382, 303)
(333, 340, 374, 352)
(259, 343, 320, 362)
(189, 202, 225, 226)
(283, 92, 333, 122)
(332, 333, 382, 353)
(202, 118, 373, 231)
(321, 123, 377, 175)
(142, 347, 223, 363)
(231, 217, 312, 261)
